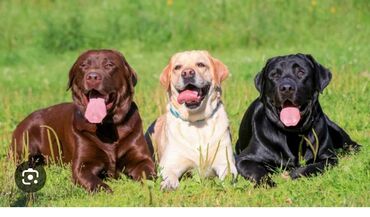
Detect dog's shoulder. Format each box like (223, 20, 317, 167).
(240, 99, 264, 126)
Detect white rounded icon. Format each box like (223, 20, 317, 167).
(21, 168, 39, 185)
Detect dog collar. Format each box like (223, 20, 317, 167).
(169, 105, 181, 119)
(169, 101, 221, 122)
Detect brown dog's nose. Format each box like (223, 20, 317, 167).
(279, 83, 296, 94)
(181, 68, 195, 79)
(86, 72, 102, 88)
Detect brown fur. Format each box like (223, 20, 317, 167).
(10, 50, 155, 192)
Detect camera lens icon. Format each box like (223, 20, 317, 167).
(22, 168, 40, 185)
(15, 161, 46, 193)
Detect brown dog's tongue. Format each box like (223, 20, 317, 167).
(84, 98, 107, 123)
(280, 107, 301, 127)
(177, 90, 201, 104)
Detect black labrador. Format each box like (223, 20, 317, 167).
(235, 53, 360, 186)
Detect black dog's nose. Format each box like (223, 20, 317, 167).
(279, 83, 296, 94)
(86, 72, 102, 88)
(181, 68, 195, 79)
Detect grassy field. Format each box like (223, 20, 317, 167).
(0, 0, 369, 207)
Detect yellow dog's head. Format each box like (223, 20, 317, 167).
(160, 50, 229, 121)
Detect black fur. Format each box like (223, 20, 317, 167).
(235, 54, 360, 187)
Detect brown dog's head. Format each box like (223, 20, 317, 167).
(160, 50, 229, 121)
(68, 49, 137, 124)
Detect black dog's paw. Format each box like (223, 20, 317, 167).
(253, 176, 276, 188)
(348, 142, 361, 153)
(289, 166, 318, 179)
(289, 168, 304, 180)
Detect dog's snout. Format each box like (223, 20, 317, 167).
(87, 72, 102, 81)
(279, 82, 296, 95)
(181, 68, 195, 79)
(86, 72, 102, 88)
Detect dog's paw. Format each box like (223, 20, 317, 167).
(254, 176, 276, 188)
(289, 167, 307, 179)
(89, 182, 113, 193)
(160, 177, 180, 191)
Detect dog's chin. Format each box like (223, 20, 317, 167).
(81, 89, 116, 111)
(176, 84, 210, 110)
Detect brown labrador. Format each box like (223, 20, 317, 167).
(10, 49, 155, 192)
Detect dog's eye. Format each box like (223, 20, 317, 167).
(296, 70, 305, 78)
(196, 62, 205, 68)
(105, 63, 114, 68)
(269, 70, 281, 79)
(174, 65, 182, 70)
(80, 63, 87, 68)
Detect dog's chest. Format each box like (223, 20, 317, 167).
(166, 111, 228, 155)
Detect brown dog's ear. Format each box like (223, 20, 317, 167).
(67, 59, 79, 91)
(304, 54, 332, 93)
(131, 70, 138, 87)
(125, 61, 138, 88)
(160, 63, 172, 91)
(114, 50, 138, 92)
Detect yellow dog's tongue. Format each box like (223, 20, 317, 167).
(177, 90, 201, 104)
(280, 107, 301, 127)
(84, 98, 107, 123)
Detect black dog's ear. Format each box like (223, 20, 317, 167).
(305, 54, 332, 93)
(254, 71, 263, 93)
(255, 57, 275, 94)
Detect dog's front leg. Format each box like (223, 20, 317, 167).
(159, 149, 191, 191)
(290, 157, 338, 179)
(72, 159, 112, 193)
(236, 159, 275, 187)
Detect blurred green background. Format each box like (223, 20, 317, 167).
(1, 0, 369, 63)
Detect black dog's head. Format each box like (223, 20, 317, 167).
(255, 54, 332, 131)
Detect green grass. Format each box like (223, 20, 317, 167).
(0, 0, 369, 207)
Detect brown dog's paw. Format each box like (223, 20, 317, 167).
(88, 182, 113, 194)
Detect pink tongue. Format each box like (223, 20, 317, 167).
(84, 98, 107, 123)
(280, 107, 301, 127)
(177, 90, 201, 104)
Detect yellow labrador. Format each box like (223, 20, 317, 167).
(145, 50, 237, 190)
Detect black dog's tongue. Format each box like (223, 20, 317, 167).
(280, 106, 301, 127)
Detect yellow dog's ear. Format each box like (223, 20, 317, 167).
(160, 62, 172, 91)
(209, 54, 229, 86)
